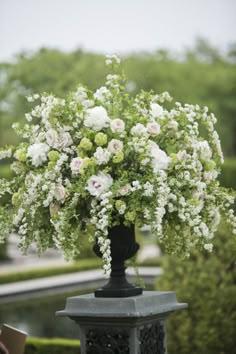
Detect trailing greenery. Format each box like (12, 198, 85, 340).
(156, 223, 236, 354)
(0, 258, 101, 284)
(25, 337, 80, 354)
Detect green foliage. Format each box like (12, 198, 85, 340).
(0, 258, 101, 284)
(219, 158, 236, 189)
(156, 224, 236, 354)
(1, 44, 236, 156)
(25, 337, 80, 354)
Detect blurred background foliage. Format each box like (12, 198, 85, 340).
(157, 222, 236, 354)
(0, 38, 236, 155)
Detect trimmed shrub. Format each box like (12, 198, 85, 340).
(25, 337, 80, 354)
(0, 258, 101, 284)
(156, 224, 236, 354)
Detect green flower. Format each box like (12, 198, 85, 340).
(79, 137, 93, 151)
(15, 148, 27, 162)
(112, 151, 124, 163)
(80, 157, 95, 175)
(205, 160, 216, 171)
(115, 200, 126, 211)
(48, 161, 56, 170)
(48, 150, 60, 161)
(94, 132, 107, 146)
(125, 211, 136, 222)
(12, 192, 21, 207)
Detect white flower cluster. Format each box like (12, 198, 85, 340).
(0, 54, 235, 275)
(0, 149, 12, 160)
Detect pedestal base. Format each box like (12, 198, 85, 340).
(94, 284, 142, 298)
(57, 291, 187, 354)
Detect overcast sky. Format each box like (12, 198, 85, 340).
(0, 0, 235, 61)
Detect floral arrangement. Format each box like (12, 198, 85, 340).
(0, 54, 235, 275)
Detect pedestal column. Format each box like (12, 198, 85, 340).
(57, 291, 187, 353)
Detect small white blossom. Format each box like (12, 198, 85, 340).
(27, 143, 49, 167)
(94, 147, 111, 165)
(94, 87, 110, 101)
(105, 54, 121, 65)
(143, 182, 154, 197)
(25, 113, 32, 122)
(0, 149, 12, 160)
(131, 123, 147, 136)
(204, 243, 213, 252)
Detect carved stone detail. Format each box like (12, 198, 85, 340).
(138, 321, 166, 354)
(86, 327, 129, 353)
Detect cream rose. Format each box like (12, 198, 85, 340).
(147, 122, 160, 136)
(107, 139, 123, 153)
(110, 119, 125, 133)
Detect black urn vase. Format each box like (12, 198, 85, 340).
(93, 224, 143, 298)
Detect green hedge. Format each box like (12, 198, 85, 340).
(219, 158, 236, 190)
(156, 223, 236, 354)
(0, 258, 101, 285)
(25, 337, 80, 354)
(0, 257, 161, 285)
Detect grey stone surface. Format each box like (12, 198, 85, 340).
(57, 291, 187, 318)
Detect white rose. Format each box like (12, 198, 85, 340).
(27, 143, 49, 167)
(84, 106, 110, 131)
(110, 119, 125, 133)
(86, 172, 113, 197)
(107, 139, 123, 153)
(147, 122, 160, 136)
(131, 123, 147, 136)
(168, 120, 178, 130)
(149, 141, 170, 172)
(46, 129, 59, 148)
(119, 183, 132, 196)
(94, 147, 111, 165)
(57, 132, 73, 149)
(150, 103, 164, 118)
(54, 184, 66, 202)
(70, 157, 83, 175)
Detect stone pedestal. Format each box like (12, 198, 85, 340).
(56, 291, 187, 354)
